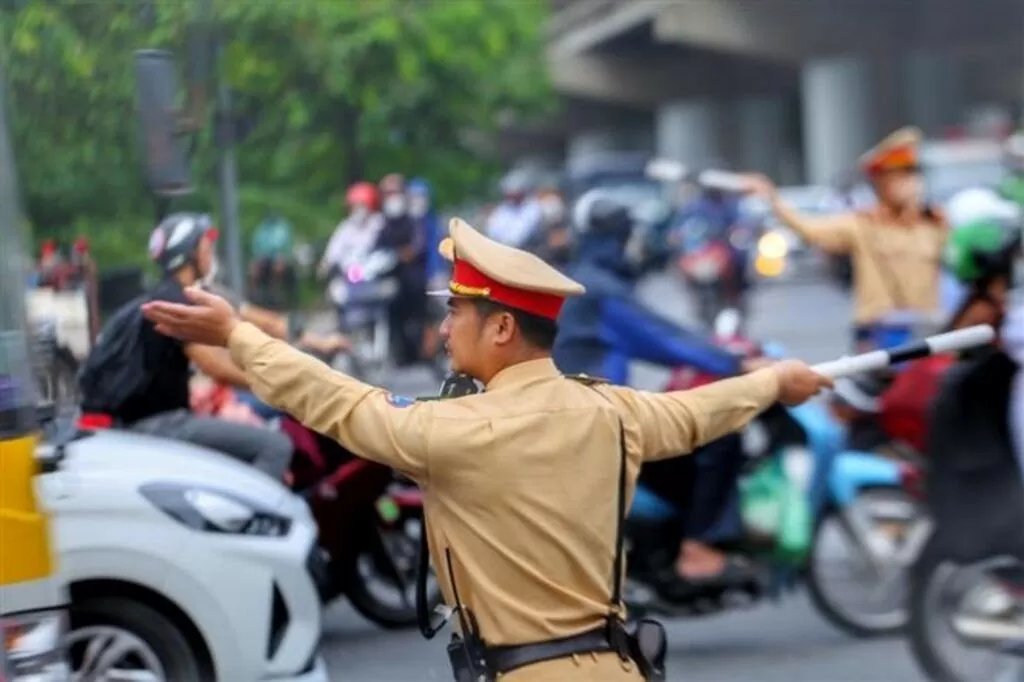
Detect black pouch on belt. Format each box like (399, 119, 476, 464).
(446, 633, 493, 682)
(628, 619, 667, 682)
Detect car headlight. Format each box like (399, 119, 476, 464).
(2, 608, 68, 681)
(140, 483, 291, 537)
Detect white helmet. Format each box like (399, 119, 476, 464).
(571, 188, 631, 237)
(1004, 132, 1024, 171)
(945, 187, 1020, 229)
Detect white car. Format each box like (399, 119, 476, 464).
(38, 426, 329, 682)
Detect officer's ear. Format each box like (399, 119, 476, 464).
(490, 310, 518, 346)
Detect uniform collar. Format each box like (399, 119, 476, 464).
(485, 357, 560, 392)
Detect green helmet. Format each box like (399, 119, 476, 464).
(943, 219, 1019, 284)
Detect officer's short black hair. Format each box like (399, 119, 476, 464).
(471, 299, 558, 350)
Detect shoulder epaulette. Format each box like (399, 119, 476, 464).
(563, 372, 610, 386)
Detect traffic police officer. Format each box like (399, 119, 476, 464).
(746, 127, 949, 350)
(141, 217, 832, 681)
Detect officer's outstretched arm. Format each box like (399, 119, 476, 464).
(600, 295, 742, 375)
(604, 368, 779, 462)
(227, 323, 432, 481)
(772, 200, 856, 255)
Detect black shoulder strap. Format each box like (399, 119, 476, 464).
(610, 417, 628, 614)
(417, 373, 481, 639)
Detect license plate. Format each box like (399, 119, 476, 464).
(687, 258, 722, 282)
(328, 279, 348, 305)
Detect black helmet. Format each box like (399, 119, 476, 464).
(148, 212, 215, 275)
(572, 189, 632, 238)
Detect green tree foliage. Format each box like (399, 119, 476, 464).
(1, 0, 552, 266)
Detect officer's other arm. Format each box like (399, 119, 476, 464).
(226, 322, 431, 480)
(600, 296, 742, 376)
(607, 368, 779, 462)
(771, 197, 856, 255)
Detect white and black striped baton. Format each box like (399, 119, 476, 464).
(811, 324, 997, 380)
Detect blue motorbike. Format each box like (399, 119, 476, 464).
(624, 334, 925, 638)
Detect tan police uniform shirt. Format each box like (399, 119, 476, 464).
(228, 322, 780, 680)
(775, 202, 948, 324)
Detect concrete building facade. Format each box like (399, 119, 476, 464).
(508, 0, 1024, 186)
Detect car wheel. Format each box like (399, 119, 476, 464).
(68, 597, 204, 682)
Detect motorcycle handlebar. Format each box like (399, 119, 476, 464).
(810, 324, 995, 379)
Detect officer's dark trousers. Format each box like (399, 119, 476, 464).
(638, 433, 745, 546)
(130, 409, 293, 481)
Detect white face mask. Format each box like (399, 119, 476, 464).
(350, 205, 369, 222)
(409, 196, 429, 218)
(383, 195, 407, 218)
(540, 196, 565, 223)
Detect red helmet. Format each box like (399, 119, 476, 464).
(346, 182, 379, 210)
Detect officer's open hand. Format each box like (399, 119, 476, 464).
(741, 173, 777, 200)
(142, 286, 240, 347)
(771, 359, 833, 406)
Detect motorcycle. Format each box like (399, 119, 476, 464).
(674, 221, 745, 329)
(907, 348, 1024, 682)
(328, 248, 401, 384)
(191, 382, 443, 630)
(624, 310, 923, 638)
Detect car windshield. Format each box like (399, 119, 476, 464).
(0, 78, 39, 437)
(926, 160, 1004, 204)
(589, 180, 671, 224)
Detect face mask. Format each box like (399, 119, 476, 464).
(540, 197, 564, 223)
(383, 195, 407, 218)
(409, 196, 429, 218)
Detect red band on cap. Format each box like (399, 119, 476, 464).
(864, 146, 918, 175)
(451, 259, 565, 320)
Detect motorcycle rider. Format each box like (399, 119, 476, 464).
(673, 168, 749, 314)
(319, 181, 385, 283)
(409, 177, 447, 361)
(553, 190, 763, 600)
(378, 172, 429, 366)
(78, 212, 293, 480)
(485, 171, 543, 249)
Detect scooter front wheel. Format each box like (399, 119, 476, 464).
(806, 489, 918, 637)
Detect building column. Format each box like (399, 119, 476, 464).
(736, 96, 787, 179)
(801, 56, 874, 185)
(902, 49, 964, 136)
(655, 98, 724, 168)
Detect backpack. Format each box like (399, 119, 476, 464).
(77, 294, 152, 414)
(878, 354, 957, 453)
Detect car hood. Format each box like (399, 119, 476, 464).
(54, 429, 292, 510)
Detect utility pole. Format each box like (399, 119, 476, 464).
(215, 54, 245, 297)
(206, 0, 245, 297)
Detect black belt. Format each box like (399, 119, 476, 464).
(483, 626, 617, 675)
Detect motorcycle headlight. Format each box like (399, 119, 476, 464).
(2, 609, 68, 681)
(140, 483, 291, 537)
(757, 231, 788, 260)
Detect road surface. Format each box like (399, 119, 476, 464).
(318, 272, 928, 681)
